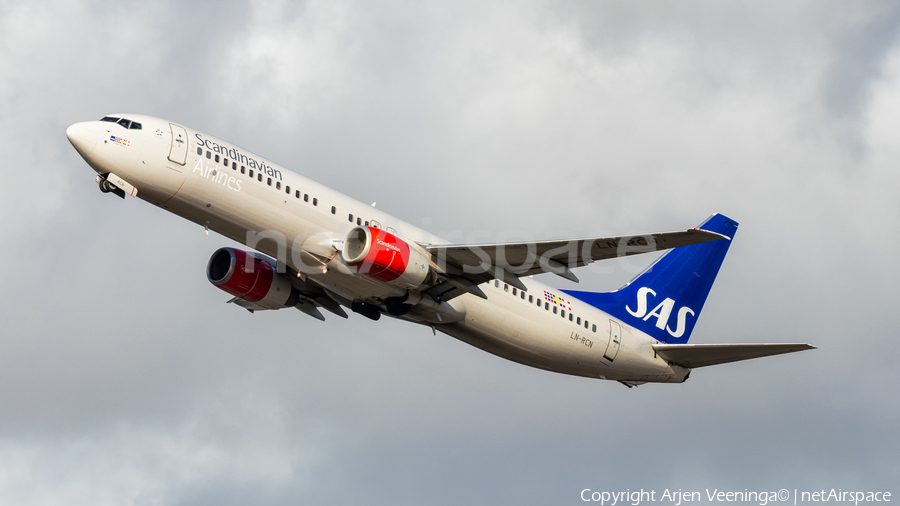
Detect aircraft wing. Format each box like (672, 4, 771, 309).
(422, 228, 727, 300)
(652, 343, 816, 368)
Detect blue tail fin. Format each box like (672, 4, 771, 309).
(561, 214, 738, 344)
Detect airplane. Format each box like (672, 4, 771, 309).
(66, 114, 813, 387)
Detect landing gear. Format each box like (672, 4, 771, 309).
(96, 174, 126, 199)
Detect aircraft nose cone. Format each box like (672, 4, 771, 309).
(66, 122, 98, 157)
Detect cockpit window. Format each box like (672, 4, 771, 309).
(100, 116, 140, 129)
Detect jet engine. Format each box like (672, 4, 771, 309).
(207, 247, 298, 310)
(340, 226, 432, 289)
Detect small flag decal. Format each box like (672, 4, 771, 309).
(110, 135, 130, 147)
(543, 290, 572, 311)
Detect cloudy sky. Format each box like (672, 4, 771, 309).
(1, 0, 898, 504)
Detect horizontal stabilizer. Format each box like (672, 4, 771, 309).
(653, 343, 815, 368)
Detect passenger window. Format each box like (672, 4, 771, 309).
(561, 310, 565, 318)
(215, 154, 219, 163)
(495, 280, 499, 287)
(129, 122, 142, 130)
(304, 194, 309, 202)
(232, 162, 237, 170)
(365, 221, 369, 226)
(528, 295, 533, 303)
(592, 324, 597, 332)
(196, 147, 202, 155)
(357, 218, 362, 225)
(285, 185, 290, 194)
(545, 303, 549, 310)
(520, 292, 525, 300)
(504, 284, 509, 292)
(258, 173, 263, 182)
(348, 214, 354, 222)
(295, 190, 300, 198)
(249, 169, 254, 178)
(577, 317, 581, 325)
(241, 166, 245, 174)
(512, 288, 517, 296)
(267, 178, 272, 186)
(313, 198, 317, 206)
(206, 151, 211, 159)
(275, 181, 280, 189)
(569, 313, 573, 321)
(224, 158, 229, 166)
(584, 321, 589, 329)
(331, 206, 336, 214)
(553, 306, 558, 314)
(536, 299, 541, 307)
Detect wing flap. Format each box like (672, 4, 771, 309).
(653, 343, 815, 368)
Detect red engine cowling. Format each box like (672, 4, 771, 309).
(340, 226, 431, 289)
(207, 247, 296, 309)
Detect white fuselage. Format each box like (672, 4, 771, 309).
(66, 114, 688, 384)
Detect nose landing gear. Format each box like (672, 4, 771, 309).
(95, 173, 137, 199)
(97, 174, 126, 198)
(97, 174, 125, 198)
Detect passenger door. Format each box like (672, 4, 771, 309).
(167, 123, 188, 165)
(604, 320, 621, 362)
